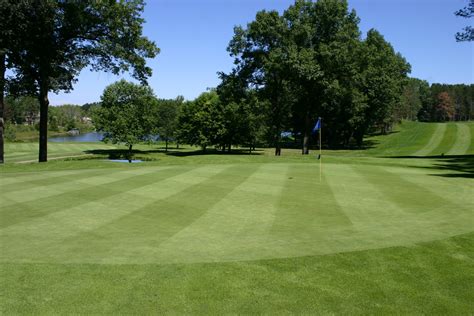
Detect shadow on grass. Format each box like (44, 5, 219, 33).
(386, 154, 474, 179)
(84, 149, 162, 161)
(84, 148, 264, 159)
(165, 148, 264, 157)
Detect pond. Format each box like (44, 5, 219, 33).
(49, 132, 103, 142)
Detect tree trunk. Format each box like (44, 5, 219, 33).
(128, 144, 133, 163)
(0, 53, 5, 164)
(275, 132, 281, 156)
(302, 113, 310, 155)
(38, 79, 49, 162)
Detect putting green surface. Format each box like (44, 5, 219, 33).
(1, 121, 473, 313)
(2, 160, 473, 265)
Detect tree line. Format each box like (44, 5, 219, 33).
(3, 97, 95, 132)
(1, 0, 472, 163)
(397, 79, 473, 123)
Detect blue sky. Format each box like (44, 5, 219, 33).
(50, 0, 473, 105)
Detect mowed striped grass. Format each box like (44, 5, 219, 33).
(3, 142, 117, 163)
(1, 121, 473, 313)
(1, 160, 473, 265)
(366, 121, 474, 157)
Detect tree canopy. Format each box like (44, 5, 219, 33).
(224, 0, 409, 153)
(455, 0, 474, 41)
(1, 0, 159, 162)
(155, 97, 183, 152)
(92, 80, 157, 160)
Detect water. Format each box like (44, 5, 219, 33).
(49, 132, 103, 142)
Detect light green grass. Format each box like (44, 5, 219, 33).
(447, 123, 471, 155)
(364, 120, 474, 157)
(1, 121, 473, 313)
(4, 142, 118, 163)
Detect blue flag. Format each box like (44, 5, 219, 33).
(312, 118, 321, 135)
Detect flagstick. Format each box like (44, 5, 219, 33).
(319, 119, 322, 183)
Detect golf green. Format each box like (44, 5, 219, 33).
(1, 121, 473, 313)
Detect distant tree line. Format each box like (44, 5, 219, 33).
(3, 97, 95, 130)
(2, 96, 96, 141)
(399, 80, 474, 122)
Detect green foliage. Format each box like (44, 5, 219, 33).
(355, 29, 410, 140)
(154, 97, 183, 151)
(416, 83, 473, 122)
(397, 78, 431, 121)
(92, 80, 157, 152)
(177, 91, 222, 150)
(224, 0, 410, 151)
(455, 0, 473, 41)
(3, 123, 16, 141)
(3, 96, 39, 125)
(2, 0, 159, 161)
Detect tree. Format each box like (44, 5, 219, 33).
(3, 0, 159, 162)
(155, 97, 183, 152)
(432, 92, 455, 122)
(227, 10, 292, 155)
(92, 80, 157, 161)
(217, 73, 265, 152)
(455, 0, 474, 41)
(224, 0, 409, 152)
(357, 29, 410, 141)
(3, 96, 39, 125)
(0, 0, 27, 163)
(176, 91, 223, 151)
(284, 0, 362, 152)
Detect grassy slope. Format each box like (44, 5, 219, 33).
(362, 121, 474, 157)
(1, 121, 473, 314)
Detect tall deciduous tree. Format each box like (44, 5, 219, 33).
(285, 0, 361, 152)
(155, 96, 183, 152)
(0, 0, 27, 163)
(92, 80, 157, 161)
(4, 0, 159, 162)
(357, 29, 410, 141)
(227, 10, 292, 155)
(432, 92, 455, 122)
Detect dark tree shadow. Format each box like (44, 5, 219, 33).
(84, 149, 163, 161)
(165, 148, 264, 157)
(84, 147, 264, 159)
(386, 155, 474, 179)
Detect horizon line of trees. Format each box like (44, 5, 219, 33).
(90, 77, 473, 159)
(1, 0, 472, 163)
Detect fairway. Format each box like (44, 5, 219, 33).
(1, 121, 474, 313)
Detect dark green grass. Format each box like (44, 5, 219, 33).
(2, 233, 472, 314)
